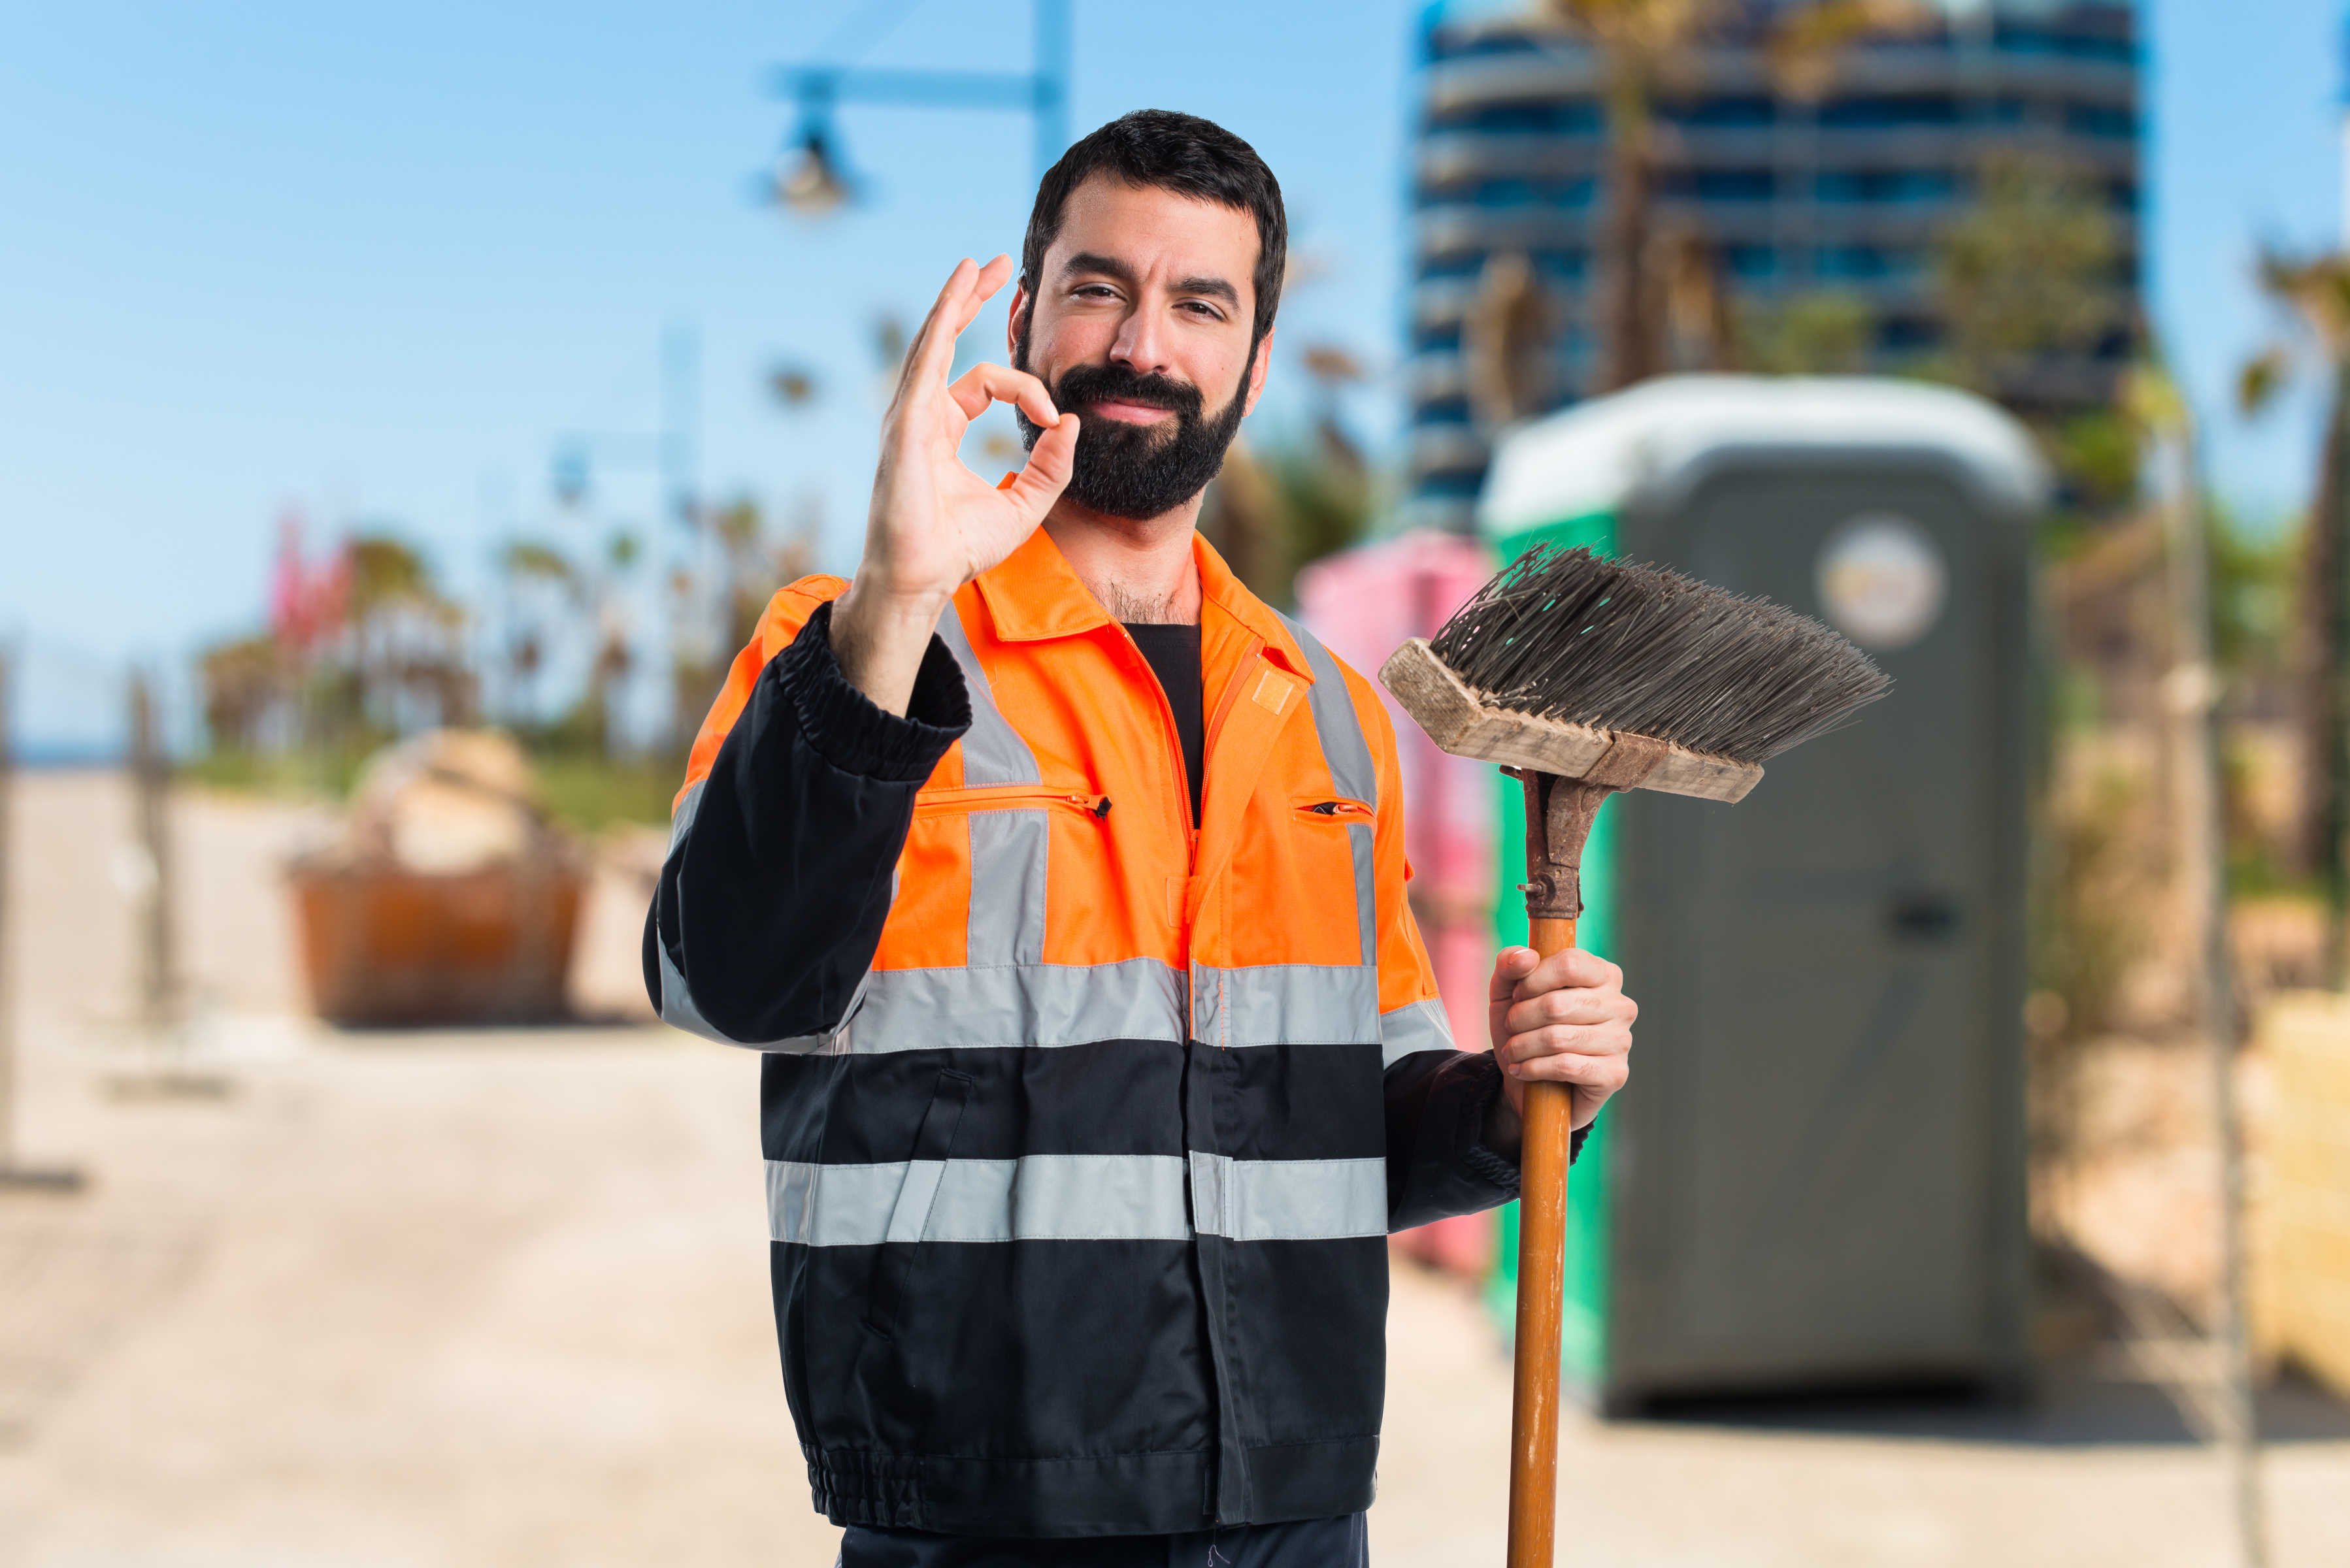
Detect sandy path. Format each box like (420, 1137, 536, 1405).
(1, 772, 2346, 1567)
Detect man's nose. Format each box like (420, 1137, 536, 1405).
(1108, 302, 1172, 376)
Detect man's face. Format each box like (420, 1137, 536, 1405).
(1011, 174, 1272, 522)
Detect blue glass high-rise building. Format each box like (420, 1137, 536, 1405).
(1403, 1, 2142, 531)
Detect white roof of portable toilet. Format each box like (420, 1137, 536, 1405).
(1478, 374, 2052, 536)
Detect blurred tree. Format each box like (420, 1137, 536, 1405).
(340, 534, 474, 741)
(663, 496, 818, 755)
(1736, 291, 1873, 374)
(1764, 0, 1933, 98)
(2206, 502, 2298, 700)
(2242, 250, 2350, 949)
(1464, 252, 1555, 425)
(768, 363, 821, 408)
(1541, 0, 1719, 390)
(1934, 152, 2121, 399)
(197, 529, 472, 782)
(1923, 151, 2134, 518)
(1542, 0, 1928, 391)
(1199, 342, 1377, 607)
(198, 634, 281, 755)
(2204, 499, 2302, 890)
(2049, 408, 2143, 515)
(498, 539, 581, 730)
(710, 496, 816, 653)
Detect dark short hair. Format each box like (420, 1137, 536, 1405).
(1019, 110, 1287, 355)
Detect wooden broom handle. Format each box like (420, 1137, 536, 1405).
(1506, 913, 1578, 1568)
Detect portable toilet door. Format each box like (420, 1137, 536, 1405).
(1478, 375, 2047, 1411)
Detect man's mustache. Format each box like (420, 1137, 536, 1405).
(1050, 363, 1204, 422)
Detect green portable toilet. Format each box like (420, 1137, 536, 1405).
(1477, 375, 2047, 1411)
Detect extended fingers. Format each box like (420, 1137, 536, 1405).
(899, 259, 975, 395)
(949, 363, 1060, 427)
(904, 255, 1017, 394)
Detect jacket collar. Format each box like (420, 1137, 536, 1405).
(970, 518, 1316, 683)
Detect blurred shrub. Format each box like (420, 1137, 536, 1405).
(1734, 291, 1873, 376)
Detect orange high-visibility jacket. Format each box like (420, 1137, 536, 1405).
(648, 526, 1519, 1537)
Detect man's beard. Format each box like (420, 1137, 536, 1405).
(1013, 316, 1249, 522)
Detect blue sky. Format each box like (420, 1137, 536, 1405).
(0, 0, 2340, 750)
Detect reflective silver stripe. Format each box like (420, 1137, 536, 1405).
(1189, 1152, 1389, 1241)
(968, 809, 1048, 967)
(657, 777, 860, 1050)
(1283, 616, 1382, 971)
(655, 938, 729, 1043)
(885, 1158, 948, 1243)
(935, 606, 1041, 786)
(668, 778, 704, 853)
(1379, 997, 1457, 1068)
(1347, 821, 1376, 966)
(659, 935, 863, 1053)
(770, 1153, 1388, 1245)
(767, 1154, 1193, 1245)
(1189, 964, 1382, 1049)
(844, 959, 1185, 1051)
(1281, 615, 1379, 808)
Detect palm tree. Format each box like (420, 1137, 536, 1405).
(2242, 250, 2350, 981)
(1540, 0, 1928, 391)
(1542, 0, 1721, 389)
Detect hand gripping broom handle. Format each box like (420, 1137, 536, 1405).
(1506, 770, 1616, 1568)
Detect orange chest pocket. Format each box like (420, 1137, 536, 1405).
(1291, 796, 1374, 825)
(1202, 794, 1380, 972)
(876, 786, 1112, 972)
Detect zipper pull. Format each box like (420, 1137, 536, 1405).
(1308, 800, 1340, 815)
(1090, 796, 1112, 819)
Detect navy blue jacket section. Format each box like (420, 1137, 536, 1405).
(646, 604, 1534, 1538)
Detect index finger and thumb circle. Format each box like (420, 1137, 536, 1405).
(948, 363, 1060, 429)
(901, 255, 1018, 401)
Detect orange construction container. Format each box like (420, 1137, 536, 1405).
(291, 858, 584, 1026)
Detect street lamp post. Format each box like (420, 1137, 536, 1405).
(767, 0, 1070, 214)
(538, 323, 701, 751)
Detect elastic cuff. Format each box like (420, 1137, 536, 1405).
(778, 599, 970, 782)
(1463, 1053, 1525, 1194)
(1462, 1135, 1523, 1196)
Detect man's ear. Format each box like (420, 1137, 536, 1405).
(1240, 325, 1276, 418)
(1006, 286, 1031, 361)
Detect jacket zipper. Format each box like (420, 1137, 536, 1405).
(914, 787, 1112, 819)
(1295, 798, 1374, 821)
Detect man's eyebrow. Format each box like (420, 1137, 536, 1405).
(1061, 252, 1138, 286)
(1060, 252, 1240, 308)
(1173, 275, 1240, 308)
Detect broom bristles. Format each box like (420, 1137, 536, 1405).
(1427, 545, 1891, 766)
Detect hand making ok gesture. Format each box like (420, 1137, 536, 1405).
(833, 254, 1080, 714)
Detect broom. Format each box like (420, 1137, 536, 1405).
(1379, 545, 1889, 1568)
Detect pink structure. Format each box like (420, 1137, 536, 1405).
(1298, 531, 1498, 1277)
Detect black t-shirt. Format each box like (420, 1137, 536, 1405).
(1124, 623, 1204, 828)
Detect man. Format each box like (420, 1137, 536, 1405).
(646, 110, 1635, 1566)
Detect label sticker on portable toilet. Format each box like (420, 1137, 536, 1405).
(1816, 514, 1946, 650)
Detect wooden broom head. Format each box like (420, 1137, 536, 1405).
(1379, 545, 1891, 804)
